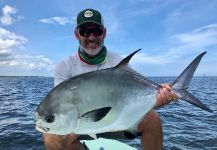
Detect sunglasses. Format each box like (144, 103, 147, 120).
(78, 27, 104, 37)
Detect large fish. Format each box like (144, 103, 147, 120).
(35, 50, 212, 139)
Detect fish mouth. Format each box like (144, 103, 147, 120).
(36, 124, 50, 132)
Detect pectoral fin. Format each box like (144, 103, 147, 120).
(81, 107, 111, 122)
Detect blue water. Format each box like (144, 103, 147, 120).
(0, 76, 216, 150)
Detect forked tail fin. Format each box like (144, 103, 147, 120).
(172, 52, 213, 113)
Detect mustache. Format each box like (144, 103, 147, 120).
(84, 39, 100, 46)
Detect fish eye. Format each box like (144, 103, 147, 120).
(45, 115, 55, 123)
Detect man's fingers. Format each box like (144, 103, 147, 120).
(161, 84, 172, 91)
(162, 88, 172, 101)
(171, 91, 178, 101)
(165, 92, 172, 102)
(157, 90, 167, 107)
(165, 85, 172, 91)
(156, 85, 179, 108)
(161, 90, 167, 100)
(161, 84, 178, 101)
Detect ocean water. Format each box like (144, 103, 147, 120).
(0, 76, 216, 150)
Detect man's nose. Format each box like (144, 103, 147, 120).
(87, 32, 97, 39)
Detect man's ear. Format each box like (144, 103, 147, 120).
(103, 28, 107, 39)
(75, 29, 79, 40)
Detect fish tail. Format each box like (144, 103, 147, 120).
(171, 52, 213, 113)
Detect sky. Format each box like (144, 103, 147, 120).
(0, 0, 217, 77)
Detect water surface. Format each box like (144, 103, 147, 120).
(0, 76, 216, 150)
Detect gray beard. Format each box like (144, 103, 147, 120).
(79, 44, 103, 56)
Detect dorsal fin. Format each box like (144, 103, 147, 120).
(114, 49, 141, 69)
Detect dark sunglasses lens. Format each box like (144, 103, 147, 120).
(95, 29, 103, 36)
(79, 28, 90, 37)
(79, 28, 103, 37)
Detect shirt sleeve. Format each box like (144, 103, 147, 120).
(54, 61, 70, 87)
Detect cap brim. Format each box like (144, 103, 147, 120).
(76, 21, 103, 28)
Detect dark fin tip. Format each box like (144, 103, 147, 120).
(81, 107, 112, 122)
(115, 49, 141, 69)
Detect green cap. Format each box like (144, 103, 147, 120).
(76, 8, 104, 28)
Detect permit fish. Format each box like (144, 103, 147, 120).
(35, 50, 212, 139)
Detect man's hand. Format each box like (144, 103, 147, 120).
(156, 84, 178, 108)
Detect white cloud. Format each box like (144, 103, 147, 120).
(0, 49, 13, 61)
(172, 24, 217, 48)
(3, 5, 16, 14)
(0, 5, 23, 26)
(0, 50, 55, 71)
(0, 27, 54, 73)
(1, 54, 55, 71)
(0, 27, 27, 50)
(164, 24, 217, 58)
(127, 24, 217, 67)
(39, 17, 75, 25)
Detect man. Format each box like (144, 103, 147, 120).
(43, 8, 178, 150)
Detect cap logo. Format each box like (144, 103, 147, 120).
(84, 10, 93, 18)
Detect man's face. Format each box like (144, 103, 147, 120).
(75, 23, 106, 56)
